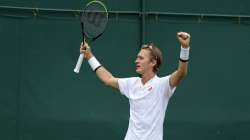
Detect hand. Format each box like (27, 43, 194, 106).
(177, 32, 191, 48)
(80, 41, 93, 60)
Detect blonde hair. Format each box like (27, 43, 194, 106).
(141, 43, 163, 73)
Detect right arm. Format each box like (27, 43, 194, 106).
(95, 67, 119, 89)
(80, 42, 119, 90)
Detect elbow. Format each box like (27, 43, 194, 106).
(103, 80, 111, 87)
(102, 78, 111, 86)
(171, 70, 188, 87)
(102, 76, 115, 87)
(174, 73, 187, 87)
(176, 70, 188, 84)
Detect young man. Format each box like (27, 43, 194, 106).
(80, 32, 191, 140)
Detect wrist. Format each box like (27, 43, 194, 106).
(86, 53, 94, 60)
(180, 46, 190, 62)
(88, 56, 102, 72)
(181, 45, 189, 48)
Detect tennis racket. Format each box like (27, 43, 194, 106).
(74, 0, 108, 73)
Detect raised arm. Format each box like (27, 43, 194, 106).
(169, 32, 191, 87)
(80, 42, 119, 89)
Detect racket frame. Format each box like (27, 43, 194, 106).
(74, 0, 108, 73)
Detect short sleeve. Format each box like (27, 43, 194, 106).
(118, 77, 137, 98)
(160, 75, 176, 98)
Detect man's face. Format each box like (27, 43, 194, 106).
(135, 49, 155, 74)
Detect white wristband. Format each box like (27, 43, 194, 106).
(180, 46, 190, 61)
(88, 56, 101, 71)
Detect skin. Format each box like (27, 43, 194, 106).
(80, 31, 191, 89)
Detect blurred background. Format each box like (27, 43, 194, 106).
(0, 0, 250, 140)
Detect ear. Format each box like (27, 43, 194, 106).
(151, 59, 157, 66)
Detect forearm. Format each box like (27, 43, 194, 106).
(87, 55, 118, 89)
(170, 36, 190, 87)
(80, 41, 119, 89)
(176, 61, 188, 78)
(95, 66, 114, 85)
(170, 61, 188, 86)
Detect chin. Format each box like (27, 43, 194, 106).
(136, 69, 143, 75)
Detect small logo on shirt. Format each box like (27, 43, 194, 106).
(148, 86, 153, 91)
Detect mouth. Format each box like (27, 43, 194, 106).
(136, 65, 141, 71)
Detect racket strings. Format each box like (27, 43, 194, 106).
(81, 2, 108, 39)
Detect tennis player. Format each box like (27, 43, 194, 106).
(80, 32, 191, 140)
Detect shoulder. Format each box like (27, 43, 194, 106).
(156, 75, 171, 83)
(155, 74, 173, 89)
(117, 77, 140, 97)
(118, 77, 140, 84)
(157, 75, 176, 98)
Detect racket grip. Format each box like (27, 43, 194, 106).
(74, 54, 84, 73)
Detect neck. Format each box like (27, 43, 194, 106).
(141, 71, 156, 85)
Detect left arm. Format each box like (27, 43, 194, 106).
(170, 32, 191, 87)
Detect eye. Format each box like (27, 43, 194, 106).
(138, 56, 143, 60)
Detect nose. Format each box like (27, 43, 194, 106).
(135, 58, 139, 64)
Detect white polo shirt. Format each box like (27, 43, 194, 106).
(118, 75, 176, 140)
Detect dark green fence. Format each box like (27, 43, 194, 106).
(1, 0, 250, 140)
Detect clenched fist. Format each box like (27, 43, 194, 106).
(80, 41, 93, 60)
(177, 32, 191, 48)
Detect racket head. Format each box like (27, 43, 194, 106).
(81, 0, 108, 40)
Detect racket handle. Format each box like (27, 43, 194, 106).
(74, 54, 84, 73)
